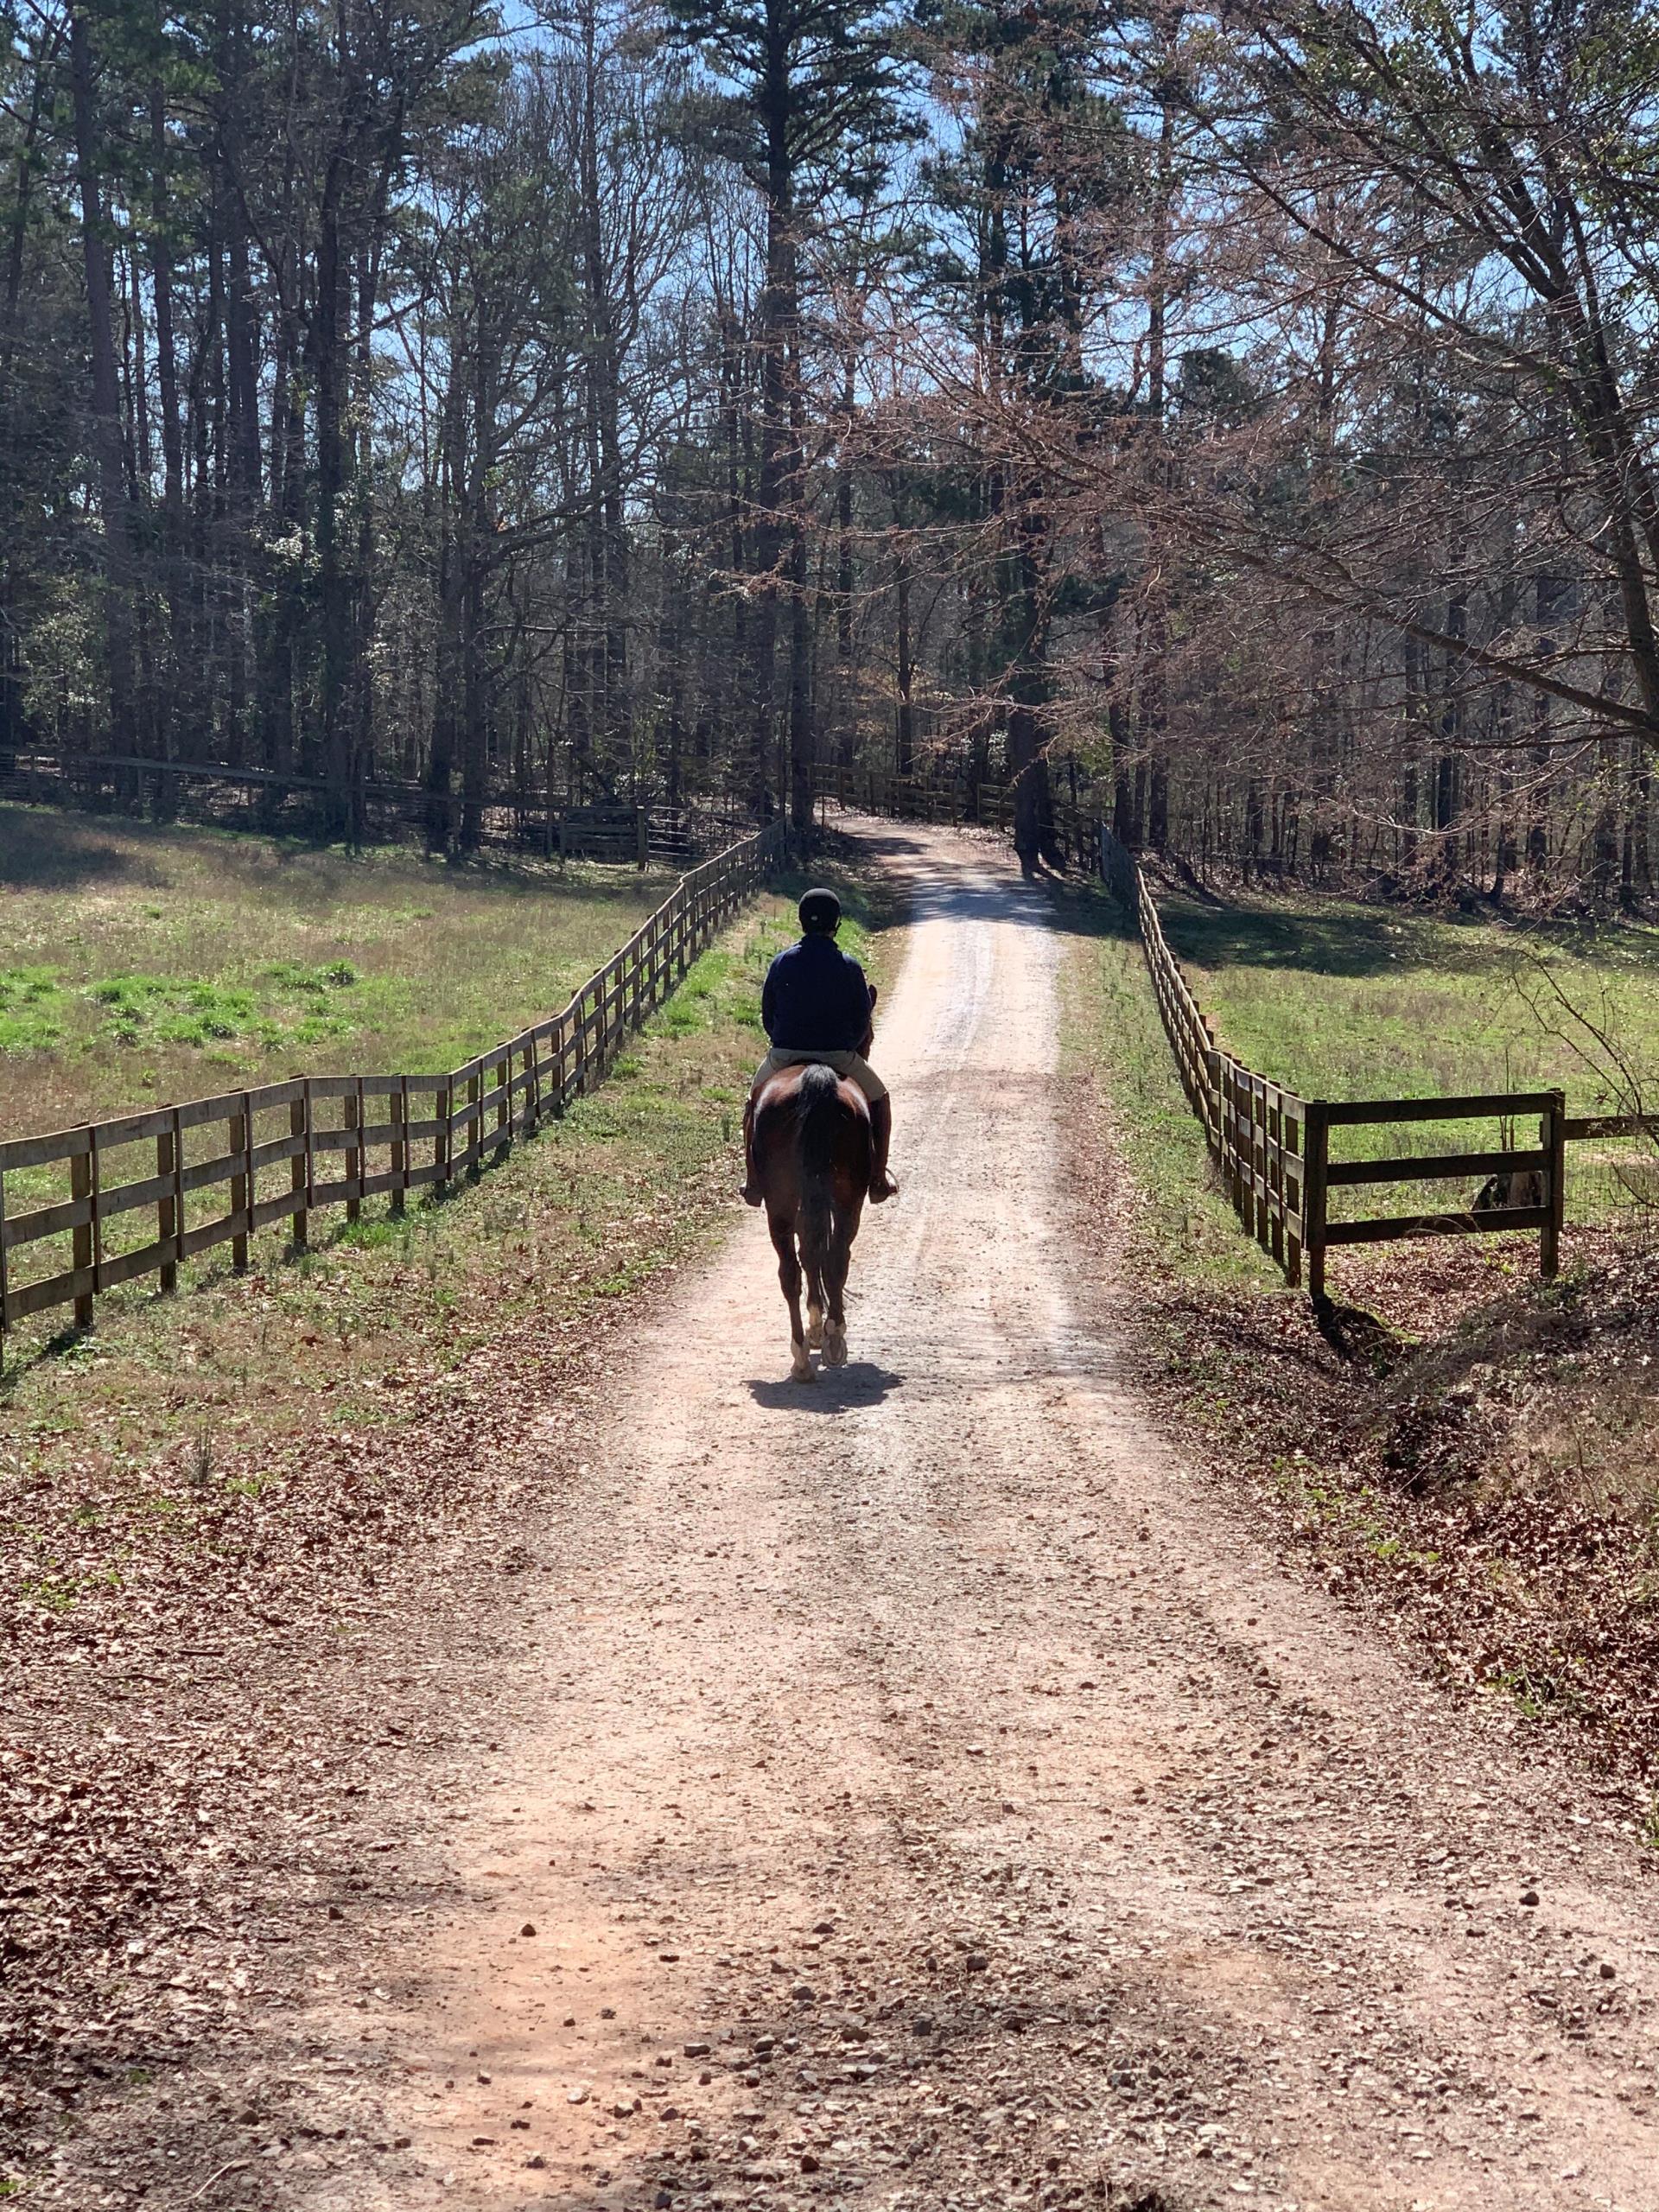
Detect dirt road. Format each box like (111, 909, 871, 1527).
(292, 821, 1658, 2212)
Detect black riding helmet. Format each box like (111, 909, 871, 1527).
(798, 887, 842, 935)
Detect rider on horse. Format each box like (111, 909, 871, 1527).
(740, 887, 897, 1206)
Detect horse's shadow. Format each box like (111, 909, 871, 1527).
(747, 1361, 904, 1412)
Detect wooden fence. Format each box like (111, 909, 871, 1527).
(0, 823, 784, 1344)
(0, 748, 749, 865)
(812, 764, 1102, 875)
(1100, 823, 1576, 1295)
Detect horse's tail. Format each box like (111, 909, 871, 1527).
(795, 1063, 842, 1264)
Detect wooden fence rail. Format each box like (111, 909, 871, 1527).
(0, 823, 784, 1343)
(2, 750, 752, 865)
(1097, 822, 1584, 1294)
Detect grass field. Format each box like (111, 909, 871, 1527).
(0, 826, 893, 1615)
(1064, 897, 1282, 1292)
(0, 804, 681, 1145)
(1066, 879, 1659, 1288)
(1158, 890, 1659, 1119)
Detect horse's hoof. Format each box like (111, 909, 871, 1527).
(791, 1346, 814, 1382)
(823, 1336, 848, 1369)
(806, 1310, 824, 1351)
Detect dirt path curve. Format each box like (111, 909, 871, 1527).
(319, 819, 1659, 2212)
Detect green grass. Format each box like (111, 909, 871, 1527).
(1144, 886, 1659, 1230)
(1060, 889, 1281, 1292)
(0, 852, 895, 1611)
(0, 804, 681, 1146)
(1064, 874, 1659, 1288)
(1157, 893, 1659, 1111)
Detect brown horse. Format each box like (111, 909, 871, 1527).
(752, 1060, 873, 1380)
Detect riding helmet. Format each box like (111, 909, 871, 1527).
(798, 887, 842, 934)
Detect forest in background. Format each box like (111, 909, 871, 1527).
(2, 0, 1658, 899)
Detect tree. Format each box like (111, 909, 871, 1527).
(663, 0, 909, 826)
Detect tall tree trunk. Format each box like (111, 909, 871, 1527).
(0, 22, 56, 768)
(149, 78, 188, 801)
(893, 492, 913, 778)
(69, 3, 138, 783)
(311, 151, 353, 837)
(577, 5, 631, 782)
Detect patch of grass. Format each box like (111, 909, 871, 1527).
(0, 802, 678, 1146)
(1058, 882, 1280, 1293)
(0, 853, 896, 1614)
(0, 968, 64, 1053)
(1484, 1661, 1587, 1725)
(1154, 885, 1659, 1227)
(86, 969, 352, 1052)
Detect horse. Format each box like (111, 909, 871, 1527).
(752, 1060, 873, 1381)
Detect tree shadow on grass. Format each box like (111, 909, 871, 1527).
(1155, 899, 1414, 981)
(1153, 888, 1659, 982)
(0, 808, 154, 890)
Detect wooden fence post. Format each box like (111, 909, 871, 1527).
(1286, 1112, 1304, 1288)
(71, 1135, 95, 1328)
(290, 1085, 309, 1249)
(467, 1071, 482, 1177)
(164, 1106, 185, 1292)
(636, 804, 649, 870)
(391, 1078, 408, 1217)
(1541, 1089, 1566, 1280)
(346, 1084, 364, 1223)
(0, 1163, 10, 1350)
(436, 1083, 453, 1192)
(157, 1127, 177, 1294)
(1253, 1076, 1269, 1252)
(1304, 1102, 1330, 1303)
(1230, 1066, 1249, 1223)
(231, 1096, 251, 1271)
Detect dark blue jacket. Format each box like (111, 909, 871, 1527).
(761, 933, 874, 1052)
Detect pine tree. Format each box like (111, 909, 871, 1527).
(663, 0, 910, 826)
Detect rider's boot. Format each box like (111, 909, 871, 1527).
(868, 1096, 898, 1203)
(739, 1092, 764, 1207)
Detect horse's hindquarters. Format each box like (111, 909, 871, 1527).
(755, 1064, 871, 1381)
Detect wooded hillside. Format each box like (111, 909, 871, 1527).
(3, 0, 1657, 898)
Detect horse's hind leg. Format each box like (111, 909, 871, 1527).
(770, 1216, 812, 1382)
(821, 1217, 853, 1368)
(804, 1259, 827, 1351)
